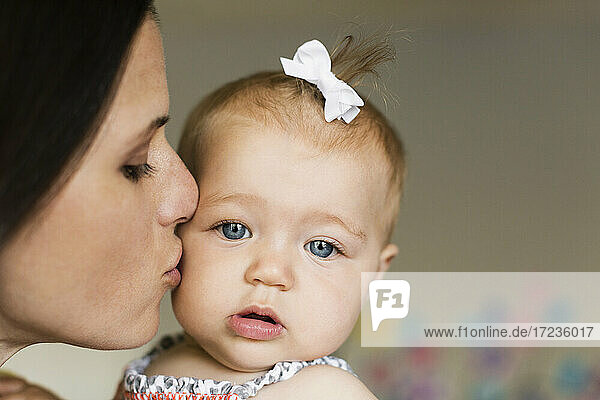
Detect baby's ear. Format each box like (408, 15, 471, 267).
(376, 243, 398, 279)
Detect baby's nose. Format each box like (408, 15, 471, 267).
(244, 255, 294, 291)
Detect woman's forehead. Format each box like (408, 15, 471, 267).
(94, 19, 169, 153)
(118, 19, 169, 121)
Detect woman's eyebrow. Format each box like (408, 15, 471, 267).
(130, 114, 170, 145)
(145, 114, 170, 138)
(123, 115, 170, 158)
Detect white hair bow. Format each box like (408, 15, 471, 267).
(280, 39, 364, 123)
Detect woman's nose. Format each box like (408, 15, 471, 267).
(156, 139, 199, 227)
(245, 254, 295, 291)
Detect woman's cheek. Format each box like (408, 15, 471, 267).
(54, 173, 157, 321)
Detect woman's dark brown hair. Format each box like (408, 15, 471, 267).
(0, 1, 155, 247)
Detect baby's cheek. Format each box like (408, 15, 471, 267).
(172, 241, 239, 338)
(331, 276, 363, 334)
(300, 272, 361, 354)
(171, 268, 210, 333)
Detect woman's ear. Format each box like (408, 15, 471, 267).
(376, 243, 398, 279)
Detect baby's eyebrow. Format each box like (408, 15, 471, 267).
(307, 211, 367, 242)
(198, 192, 266, 208)
(199, 192, 367, 241)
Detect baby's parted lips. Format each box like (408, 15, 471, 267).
(234, 305, 284, 327)
(241, 312, 276, 324)
(229, 307, 286, 340)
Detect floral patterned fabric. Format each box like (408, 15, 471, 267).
(123, 333, 355, 399)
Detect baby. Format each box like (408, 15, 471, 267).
(119, 36, 405, 400)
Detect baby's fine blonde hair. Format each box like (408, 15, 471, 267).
(179, 34, 406, 243)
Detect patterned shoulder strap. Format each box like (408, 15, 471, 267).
(235, 355, 356, 398)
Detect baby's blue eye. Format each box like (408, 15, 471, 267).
(307, 240, 336, 258)
(220, 222, 251, 240)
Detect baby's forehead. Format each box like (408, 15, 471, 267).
(178, 77, 404, 244)
(205, 110, 388, 166)
(201, 113, 389, 186)
(196, 121, 390, 237)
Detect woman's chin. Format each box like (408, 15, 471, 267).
(80, 312, 160, 351)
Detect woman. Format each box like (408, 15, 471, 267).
(0, 1, 198, 397)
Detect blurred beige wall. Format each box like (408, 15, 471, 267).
(3, 1, 599, 399)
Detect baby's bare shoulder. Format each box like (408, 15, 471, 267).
(257, 364, 378, 400)
(143, 342, 197, 377)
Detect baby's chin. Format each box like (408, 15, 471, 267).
(170, 294, 353, 372)
(202, 335, 297, 371)
(212, 349, 283, 373)
(199, 333, 343, 373)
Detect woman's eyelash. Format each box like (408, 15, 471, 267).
(121, 163, 155, 182)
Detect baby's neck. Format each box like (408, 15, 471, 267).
(146, 333, 272, 384)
